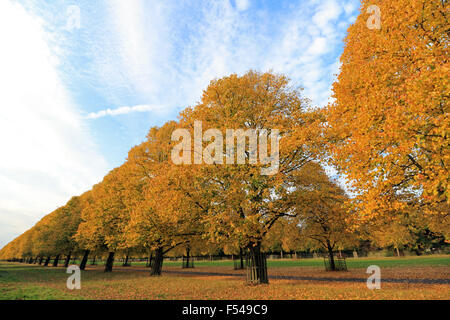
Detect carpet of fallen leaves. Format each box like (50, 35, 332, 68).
(160, 265, 450, 281)
(3, 263, 448, 300)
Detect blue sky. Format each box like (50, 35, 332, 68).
(0, 0, 360, 248)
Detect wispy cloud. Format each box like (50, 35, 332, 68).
(235, 0, 250, 11)
(0, 1, 108, 248)
(85, 104, 163, 119)
(0, 0, 361, 248)
(98, 0, 358, 112)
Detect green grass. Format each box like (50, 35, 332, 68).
(61, 255, 450, 268)
(0, 285, 80, 300)
(120, 255, 450, 268)
(345, 256, 450, 268)
(264, 255, 450, 268)
(24, 254, 450, 270)
(0, 264, 82, 300)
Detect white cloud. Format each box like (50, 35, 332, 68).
(100, 0, 348, 112)
(307, 37, 329, 56)
(106, 0, 174, 101)
(0, 1, 108, 248)
(262, 0, 346, 108)
(103, 0, 260, 111)
(344, 1, 357, 15)
(235, 0, 250, 11)
(85, 104, 164, 119)
(312, 0, 343, 34)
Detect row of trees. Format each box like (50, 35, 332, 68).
(0, 0, 448, 284)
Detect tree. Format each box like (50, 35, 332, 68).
(74, 191, 99, 270)
(126, 122, 203, 276)
(51, 196, 84, 267)
(326, 0, 449, 231)
(292, 162, 358, 270)
(174, 71, 323, 283)
(16, 230, 34, 263)
(263, 219, 305, 259)
(366, 200, 448, 256)
(32, 211, 62, 266)
(262, 218, 289, 256)
(370, 217, 416, 257)
(75, 167, 132, 272)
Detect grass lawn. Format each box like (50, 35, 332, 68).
(0, 264, 81, 300)
(1, 255, 448, 300)
(64, 254, 450, 268)
(162, 255, 450, 268)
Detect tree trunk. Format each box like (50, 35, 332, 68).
(38, 257, 43, 265)
(53, 255, 60, 267)
(79, 250, 90, 270)
(44, 256, 51, 267)
(396, 247, 400, 257)
(123, 255, 129, 266)
(185, 247, 190, 268)
(90, 256, 96, 265)
(327, 240, 336, 271)
(64, 252, 72, 268)
(280, 250, 283, 259)
(104, 252, 115, 272)
(146, 252, 153, 267)
(150, 247, 163, 276)
(239, 247, 244, 269)
(247, 243, 268, 284)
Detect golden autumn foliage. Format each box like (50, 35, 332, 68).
(174, 71, 324, 251)
(76, 166, 131, 252)
(1, 0, 448, 294)
(0, 35, 447, 281)
(126, 122, 202, 254)
(291, 162, 359, 254)
(326, 0, 449, 228)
